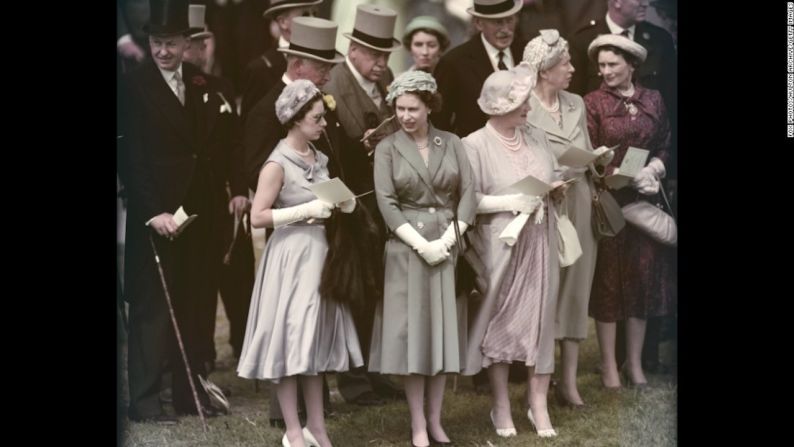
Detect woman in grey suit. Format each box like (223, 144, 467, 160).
(522, 29, 612, 408)
(369, 70, 476, 447)
(462, 64, 569, 439)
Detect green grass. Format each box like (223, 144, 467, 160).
(120, 302, 676, 446)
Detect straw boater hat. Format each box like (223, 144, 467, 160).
(342, 4, 402, 52)
(187, 4, 213, 40)
(587, 34, 648, 64)
(143, 0, 190, 36)
(263, 0, 322, 19)
(466, 0, 523, 19)
(278, 17, 345, 64)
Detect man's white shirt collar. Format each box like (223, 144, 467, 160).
(606, 13, 636, 40)
(480, 33, 514, 71)
(281, 73, 294, 85)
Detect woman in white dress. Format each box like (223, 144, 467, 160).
(462, 64, 569, 438)
(237, 80, 362, 447)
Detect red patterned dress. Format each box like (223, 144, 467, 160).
(584, 84, 676, 322)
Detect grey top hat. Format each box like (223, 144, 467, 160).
(467, 0, 523, 19)
(143, 0, 190, 36)
(342, 4, 401, 52)
(278, 17, 345, 64)
(263, 0, 323, 19)
(188, 4, 213, 40)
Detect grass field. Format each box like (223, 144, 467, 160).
(119, 299, 676, 446)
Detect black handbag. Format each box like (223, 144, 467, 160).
(591, 186, 626, 239)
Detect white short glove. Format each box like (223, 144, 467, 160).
(592, 145, 615, 166)
(394, 223, 448, 266)
(439, 221, 469, 250)
(271, 199, 333, 228)
(338, 198, 356, 213)
(477, 194, 542, 215)
(631, 157, 665, 195)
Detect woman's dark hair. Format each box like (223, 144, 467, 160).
(402, 28, 451, 52)
(283, 92, 325, 130)
(597, 44, 642, 68)
(392, 90, 444, 114)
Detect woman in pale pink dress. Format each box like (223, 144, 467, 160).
(462, 63, 569, 438)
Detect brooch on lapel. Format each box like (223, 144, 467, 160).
(322, 94, 336, 111)
(433, 136, 442, 146)
(203, 93, 209, 103)
(217, 92, 233, 114)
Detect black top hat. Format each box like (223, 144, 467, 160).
(143, 0, 190, 37)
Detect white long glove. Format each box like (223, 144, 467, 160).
(592, 145, 615, 166)
(439, 221, 469, 250)
(631, 157, 666, 195)
(394, 223, 448, 266)
(477, 194, 542, 215)
(338, 198, 356, 213)
(271, 199, 333, 228)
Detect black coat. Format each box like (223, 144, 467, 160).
(240, 47, 287, 123)
(432, 34, 526, 138)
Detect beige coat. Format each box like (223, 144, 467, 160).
(527, 90, 598, 340)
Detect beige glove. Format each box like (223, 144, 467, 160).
(271, 199, 333, 228)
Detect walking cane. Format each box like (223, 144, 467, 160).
(149, 232, 209, 432)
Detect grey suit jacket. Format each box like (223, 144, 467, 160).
(527, 90, 593, 159)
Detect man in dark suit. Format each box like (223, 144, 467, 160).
(433, 0, 526, 139)
(239, 0, 323, 122)
(323, 3, 403, 406)
(568, 0, 677, 376)
(183, 3, 252, 373)
(118, 0, 225, 422)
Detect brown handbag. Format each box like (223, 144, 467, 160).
(591, 187, 626, 239)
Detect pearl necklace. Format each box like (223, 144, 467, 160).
(532, 91, 560, 113)
(488, 123, 523, 151)
(619, 84, 635, 97)
(293, 146, 312, 157)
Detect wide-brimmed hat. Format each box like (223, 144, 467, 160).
(402, 16, 450, 50)
(188, 4, 213, 40)
(342, 4, 401, 52)
(263, 0, 322, 19)
(587, 34, 647, 64)
(466, 0, 523, 19)
(275, 79, 322, 124)
(278, 17, 345, 64)
(477, 62, 537, 116)
(143, 0, 190, 37)
(522, 29, 569, 72)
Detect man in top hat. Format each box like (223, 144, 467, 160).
(568, 0, 677, 376)
(322, 3, 404, 406)
(432, 0, 527, 139)
(182, 3, 253, 376)
(118, 0, 226, 422)
(240, 0, 323, 122)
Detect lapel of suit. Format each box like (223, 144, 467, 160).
(394, 129, 433, 189)
(425, 125, 449, 185)
(468, 36, 495, 89)
(338, 64, 379, 134)
(184, 65, 216, 144)
(559, 92, 583, 141)
(141, 62, 193, 146)
(528, 94, 567, 140)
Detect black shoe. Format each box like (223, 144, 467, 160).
(429, 433, 454, 445)
(128, 412, 178, 425)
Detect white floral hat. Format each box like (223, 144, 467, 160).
(385, 70, 437, 106)
(477, 62, 537, 116)
(522, 29, 569, 73)
(275, 79, 321, 124)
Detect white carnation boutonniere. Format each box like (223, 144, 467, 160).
(217, 91, 233, 114)
(202, 93, 209, 103)
(323, 94, 336, 111)
(642, 32, 650, 41)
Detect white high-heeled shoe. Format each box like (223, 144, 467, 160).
(302, 427, 320, 447)
(527, 408, 558, 438)
(490, 409, 517, 437)
(282, 428, 321, 447)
